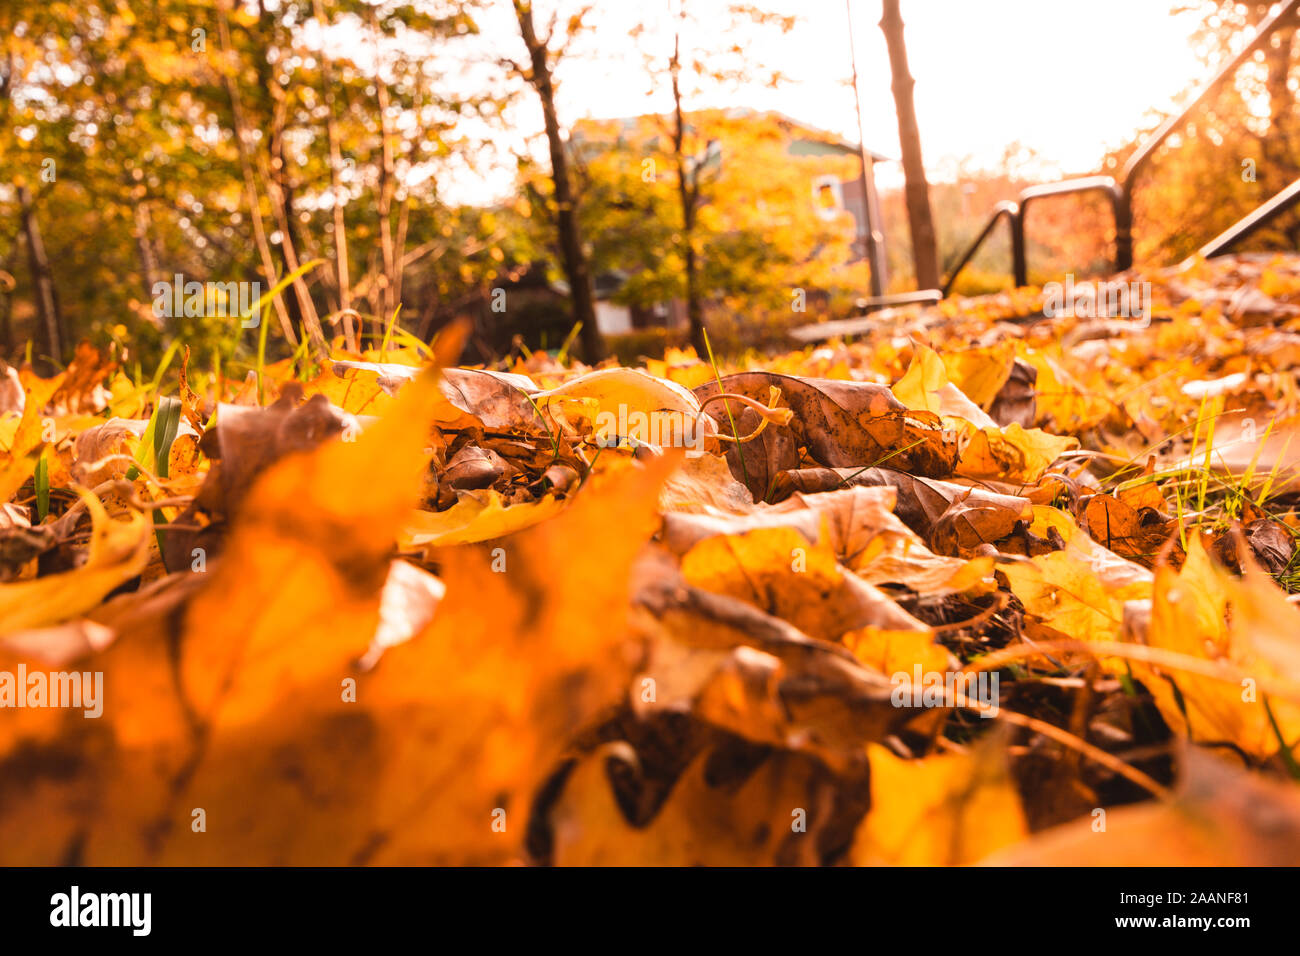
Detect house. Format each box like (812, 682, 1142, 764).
(768, 110, 892, 265)
(568, 109, 892, 335)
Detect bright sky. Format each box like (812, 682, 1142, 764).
(449, 0, 1212, 203)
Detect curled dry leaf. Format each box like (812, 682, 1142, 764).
(695, 371, 959, 478)
(680, 526, 929, 640)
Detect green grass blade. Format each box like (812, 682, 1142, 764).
(703, 327, 748, 490)
(34, 453, 49, 522)
(153, 396, 183, 480)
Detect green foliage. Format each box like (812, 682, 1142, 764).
(518, 109, 864, 342)
(0, 0, 503, 368)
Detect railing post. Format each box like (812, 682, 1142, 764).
(1114, 190, 1133, 273)
(1011, 211, 1027, 287)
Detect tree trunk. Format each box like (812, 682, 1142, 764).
(259, 16, 324, 354)
(513, 1, 606, 362)
(132, 202, 161, 326)
(365, 4, 400, 345)
(216, 4, 299, 350)
(18, 185, 64, 370)
(0, 255, 17, 358)
(670, 33, 708, 356)
(313, 0, 355, 350)
(880, 0, 940, 290)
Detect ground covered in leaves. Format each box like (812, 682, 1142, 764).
(4, 252, 1300, 865)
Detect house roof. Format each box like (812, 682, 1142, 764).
(726, 108, 893, 163)
(571, 108, 892, 164)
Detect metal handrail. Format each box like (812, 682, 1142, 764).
(855, 289, 943, 312)
(941, 0, 1300, 296)
(1191, 176, 1300, 263)
(941, 201, 1020, 297)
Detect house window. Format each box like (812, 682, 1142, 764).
(812, 175, 844, 221)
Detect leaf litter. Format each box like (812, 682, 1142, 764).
(4, 253, 1300, 864)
